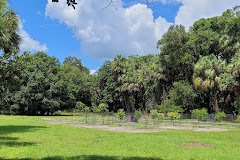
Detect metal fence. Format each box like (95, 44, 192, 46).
(181, 113, 238, 122)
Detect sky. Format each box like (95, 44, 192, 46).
(9, 0, 239, 74)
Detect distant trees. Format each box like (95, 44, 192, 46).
(0, 52, 92, 115)
(1, 0, 240, 118)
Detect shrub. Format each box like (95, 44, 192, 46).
(150, 110, 164, 125)
(237, 116, 240, 123)
(114, 109, 125, 125)
(192, 108, 208, 122)
(167, 112, 180, 125)
(75, 101, 86, 112)
(215, 112, 226, 122)
(134, 109, 142, 122)
(150, 110, 159, 120)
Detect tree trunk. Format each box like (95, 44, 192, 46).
(214, 92, 219, 113)
(237, 87, 240, 101)
(162, 84, 167, 105)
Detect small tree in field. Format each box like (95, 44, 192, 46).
(134, 109, 142, 123)
(114, 109, 125, 126)
(97, 103, 109, 124)
(215, 112, 226, 122)
(192, 108, 208, 122)
(150, 110, 164, 126)
(167, 112, 180, 125)
(82, 106, 90, 123)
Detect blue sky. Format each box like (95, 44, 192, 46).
(9, 0, 239, 73)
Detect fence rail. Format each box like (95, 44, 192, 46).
(180, 113, 237, 122)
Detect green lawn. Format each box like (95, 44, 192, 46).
(0, 116, 239, 160)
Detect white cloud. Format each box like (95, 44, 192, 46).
(45, 0, 171, 59)
(174, 0, 240, 29)
(45, 0, 239, 60)
(19, 21, 48, 52)
(90, 69, 96, 75)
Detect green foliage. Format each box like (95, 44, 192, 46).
(168, 81, 197, 112)
(167, 112, 180, 121)
(215, 112, 226, 121)
(75, 101, 86, 111)
(192, 108, 208, 122)
(157, 99, 183, 113)
(150, 110, 159, 119)
(114, 109, 125, 125)
(150, 110, 164, 125)
(134, 109, 142, 122)
(234, 100, 240, 113)
(237, 116, 240, 123)
(114, 109, 125, 120)
(97, 103, 109, 124)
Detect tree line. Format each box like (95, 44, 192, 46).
(1, 0, 240, 118)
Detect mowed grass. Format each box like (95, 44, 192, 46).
(0, 116, 239, 160)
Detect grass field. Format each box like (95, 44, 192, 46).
(0, 115, 239, 160)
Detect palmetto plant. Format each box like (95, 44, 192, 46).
(193, 55, 226, 112)
(0, 0, 21, 54)
(225, 51, 240, 99)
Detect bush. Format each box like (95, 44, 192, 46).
(215, 112, 226, 121)
(168, 112, 180, 121)
(237, 116, 240, 123)
(168, 112, 180, 125)
(150, 110, 159, 120)
(134, 109, 142, 122)
(114, 109, 125, 125)
(75, 101, 86, 112)
(150, 110, 164, 125)
(192, 108, 208, 122)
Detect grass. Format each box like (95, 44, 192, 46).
(0, 115, 239, 160)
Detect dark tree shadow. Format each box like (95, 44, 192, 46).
(0, 125, 46, 135)
(0, 155, 163, 160)
(0, 125, 46, 148)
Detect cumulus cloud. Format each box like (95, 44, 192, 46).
(90, 69, 96, 75)
(45, 0, 239, 60)
(45, 0, 171, 59)
(19, 21, 48, 52)
(174, 0, 239, 29)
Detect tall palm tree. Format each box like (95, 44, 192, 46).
(193, 55, 226, 112)
(148, 55, 169, 105)
(0, 0, 21, 54)
(226, 51, 240, 100)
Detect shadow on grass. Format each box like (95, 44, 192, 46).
(0, 155, 163, 160)
(0, 125, 46, 148)
(0, 125, 46, 135)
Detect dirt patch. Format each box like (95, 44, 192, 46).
(181, 142, 213, 147)
(159, 125, 228, 132)
(194, 128, 228, 132)
(42, 118, 165, 133)
(42, 118, 229, 133)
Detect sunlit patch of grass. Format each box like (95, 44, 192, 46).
(0, 115, 239, 160)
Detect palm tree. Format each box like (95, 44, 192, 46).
(0, 0, 21, 54)
(148, 55, 169, 105)
(226, 51, 240, 100)
(193, 55, 226, 112)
